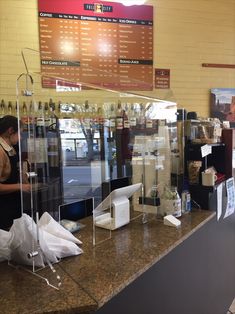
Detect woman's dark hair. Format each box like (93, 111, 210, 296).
(0, 115, 19, 135)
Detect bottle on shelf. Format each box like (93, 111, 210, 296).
(145, 108, 153, 129)
(7, 101, 13, 115)
(26, 100, 36, 136)
(129, 103, 137, 128)
(49, 102, 57, 129)
(36, 101, 45, 137)
(28, 100, 35, 122)
(123, 103, 130, 129)
(21, 102, 29, 127)
(162, 185, 182, 218)
(96, 105, 104, 130)
(55, 101, 62, 119)
(15, 101, 18, 117)
(137, 103, 145, 129)
(116, 100, 123, 130)
(181, 190, 191, 214)
(48, 137, 59, 169)
(22, 101, 28, 114)
(49, 98, 53, 110)
(109, 103, 116, 131)
(145, 103, 154, 129)
(44, 102, 51, 128)
(0, 99, 6, 118)
(47, 105, 59, 169)
(181, 180, 191, 214)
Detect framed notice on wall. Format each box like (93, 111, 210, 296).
(38, 0, 153, 91)
(155, 68, 170, 89)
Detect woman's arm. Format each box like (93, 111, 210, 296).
(0, 182, 31, 194)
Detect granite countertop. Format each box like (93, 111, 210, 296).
(0, 210, 215, 314)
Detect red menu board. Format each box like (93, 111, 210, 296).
(38, 0, 153, 90)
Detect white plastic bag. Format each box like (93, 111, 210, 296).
(0, 229, 14, 262)
(1, 213, 83, 267)
(38, 212, 82, 245)
(40, 229, 83, 259)
(9, 214, 58, 267)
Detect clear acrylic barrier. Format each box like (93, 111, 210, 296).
(11, 72, 63, 289)
(13, 48, 180, 250)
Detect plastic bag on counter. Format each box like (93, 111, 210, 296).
(40, 229, 83, 259)
(9, 214, 57, 267)
(1, 213, 84, 267)
(0, 229, 14, 262)
(38, 212, 82, 245)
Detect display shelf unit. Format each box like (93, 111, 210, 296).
(184, 141, 226, 210)
(185, 141, 226, 179)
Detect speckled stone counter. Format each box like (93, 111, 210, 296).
(0, 210, 215, 314)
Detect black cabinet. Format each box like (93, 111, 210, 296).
(185, 142, 226, 178)
(185, 141, 226, 210)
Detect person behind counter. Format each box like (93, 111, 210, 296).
(0, 115, 31, 230)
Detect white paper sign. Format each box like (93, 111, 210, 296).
(224, 177, 235, 219)
(216, 183, 223, 221)
(201, 144, 212, 158)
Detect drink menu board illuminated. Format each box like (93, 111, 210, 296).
(38, 0, 153, 90)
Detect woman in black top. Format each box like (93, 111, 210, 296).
(0, 115, 30, 230)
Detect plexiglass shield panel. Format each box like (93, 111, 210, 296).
(14, 48, 179, 251)
(11, 72, 63, 289)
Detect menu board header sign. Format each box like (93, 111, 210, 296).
(84, 3, 113, 13)
(38, 0, 153, 90)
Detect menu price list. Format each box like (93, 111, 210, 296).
(38, 1, 153, 90)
